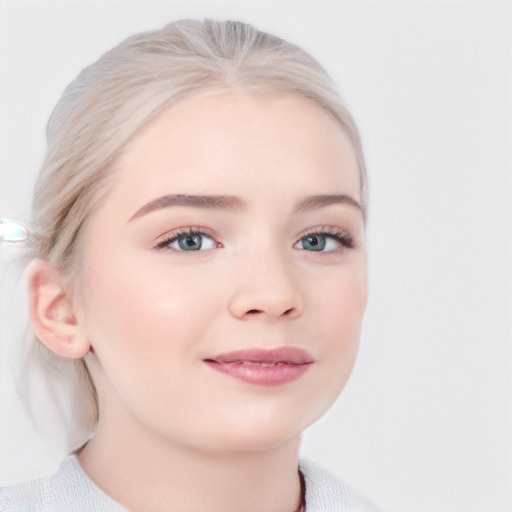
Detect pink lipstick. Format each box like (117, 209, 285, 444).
(203, 347, 314, 386)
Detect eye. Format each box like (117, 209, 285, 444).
(294, 229, 354, 252)
(155, 229, 219, 251)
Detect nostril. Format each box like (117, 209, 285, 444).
(245, 307, 295, 317)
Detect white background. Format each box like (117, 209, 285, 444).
(1, 1, 511, 510)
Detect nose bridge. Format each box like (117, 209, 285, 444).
(228, 237, 303, 320)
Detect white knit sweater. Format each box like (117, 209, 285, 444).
(0, 456, 380, 511)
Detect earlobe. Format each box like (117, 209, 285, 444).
(26, 259, 90, 359)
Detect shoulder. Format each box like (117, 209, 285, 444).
(299, 459, 381, 512)
(0, 456, 125, 512)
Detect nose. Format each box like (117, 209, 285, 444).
(227, 250, 304, 321)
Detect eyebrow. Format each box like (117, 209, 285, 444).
(129, 194, 245, 221)
(129, 193, 363, 222)
(295, 194, 364, 215)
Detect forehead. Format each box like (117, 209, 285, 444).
(109, 90, 361, 210)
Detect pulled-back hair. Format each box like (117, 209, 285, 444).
(24, 19, 367, 453)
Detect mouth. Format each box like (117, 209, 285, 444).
(203, 347, 314, 386)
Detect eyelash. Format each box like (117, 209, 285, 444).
(154, 227, 220, 251)
(154, 226, 355, 252)
(298, 226, 355, 251)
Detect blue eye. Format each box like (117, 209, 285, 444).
(301, 235, 327, 251)
(156, 230, 218, 251)
(176, 234, 204, 251)
(294, 230, 354, 252)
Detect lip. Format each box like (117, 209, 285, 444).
(203, 347, 315, 386)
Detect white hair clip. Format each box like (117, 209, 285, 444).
(0, 218, 31, 244)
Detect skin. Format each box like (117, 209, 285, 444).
(31, 91, 368, 511)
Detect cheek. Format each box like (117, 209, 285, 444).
(78, 250, 222, 366)
(313, 263, 368, 345)
(307, 263, 368, 387)
(290, 265, 368, 430)
(76, 253, 226, 424)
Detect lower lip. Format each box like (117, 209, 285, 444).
(204, 360, 312, 386)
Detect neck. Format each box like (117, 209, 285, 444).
(77, 405, 303, 511)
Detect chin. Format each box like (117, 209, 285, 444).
(186, 407, 318, 455)
(207, 425, 303, 455)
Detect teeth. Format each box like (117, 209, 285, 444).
(237, 361, 288, 366)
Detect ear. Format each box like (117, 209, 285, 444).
(26, 259, 90, 359)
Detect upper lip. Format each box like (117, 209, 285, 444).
(204, 347, 315, 365)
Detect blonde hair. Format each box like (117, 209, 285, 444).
(25, 19, 367, 452)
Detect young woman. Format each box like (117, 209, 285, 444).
(1, 19, 379, 511)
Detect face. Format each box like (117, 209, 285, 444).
(75, 91, 367, 453)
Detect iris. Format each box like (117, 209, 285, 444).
(301, 235, 326, 251)
(178, 234, 203, 251)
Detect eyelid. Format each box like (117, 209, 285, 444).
(294, 225, 355, 251)
(153, 226, 221, 251)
